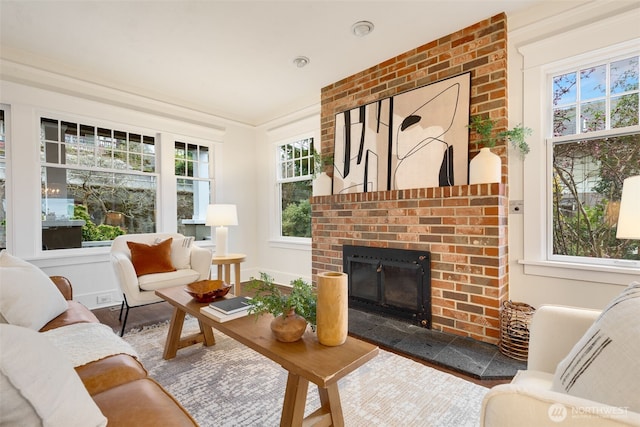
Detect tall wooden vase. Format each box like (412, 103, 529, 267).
(316, 271, 348, 346)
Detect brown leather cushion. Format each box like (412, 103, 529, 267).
(49, 275, 73, 300)
(92, 378, 197, 426)
(126, 238, 176, 276)
(39, 301, 99, 332)
(76, 354, 148, 396)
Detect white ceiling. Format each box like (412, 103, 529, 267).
(1, 0, 542, 126)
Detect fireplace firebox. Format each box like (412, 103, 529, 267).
(343, 245, 431, 327)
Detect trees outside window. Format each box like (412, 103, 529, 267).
(551, 55, 639, 261)
(277, 137, 313, 238)
(175, 141, 213, 240)
(40, 117, 157, 249)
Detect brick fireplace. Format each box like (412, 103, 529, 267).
(311, 14, 510, 344)
(311, 184, 508, 344)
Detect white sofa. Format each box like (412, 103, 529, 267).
(110, 233, 212, 335)
(481, 303, 640, 427)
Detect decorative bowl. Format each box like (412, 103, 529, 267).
(185, 280, 231, 303)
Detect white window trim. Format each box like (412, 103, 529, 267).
(263, 111, 319, 248)
(30, 111, 222, 253)
(271, 135, 314, 245)
(516, 11, 640, 285)
(175, 140, 215, 217)
(0, 105, 10, 252)
(37, 114, 161, 253)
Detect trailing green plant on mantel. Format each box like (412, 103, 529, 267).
(245, 272, 317, 330)
(468, 116, 532, 158)
(312, 148, 334, 178)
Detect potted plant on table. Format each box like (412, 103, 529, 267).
(245, 272, 317, 342)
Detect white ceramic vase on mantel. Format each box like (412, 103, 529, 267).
(469, 147, 501, 184)
(312, 172, 332, 197)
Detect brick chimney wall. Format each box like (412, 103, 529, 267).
(311, 14, 509, 344)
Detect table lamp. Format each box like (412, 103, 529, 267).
(616, 175, 640, 239)
(206, 204, 238, 257)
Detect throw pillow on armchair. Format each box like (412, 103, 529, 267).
(552, 281, 640, 413)
(126, 238, 176, 276)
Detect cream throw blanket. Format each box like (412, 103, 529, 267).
(42, 323, 139, 367)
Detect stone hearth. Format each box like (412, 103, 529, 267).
(348, 307, 525, 379)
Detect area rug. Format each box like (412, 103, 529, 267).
(123, 317, 488, 427)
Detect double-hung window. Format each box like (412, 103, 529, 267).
(40, 117, 157, 249)
(175, 141, 213, 240)
(276, 137, 314, 239)
(517, 11, 640, 283)
(550, 54, 639, 263)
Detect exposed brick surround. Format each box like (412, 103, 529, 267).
(312, 14, 509, 344)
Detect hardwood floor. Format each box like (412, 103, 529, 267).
(93, 300, 174, 335)
(93, 286, 509, 389)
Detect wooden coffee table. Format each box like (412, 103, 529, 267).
(156, 285, 379, 427)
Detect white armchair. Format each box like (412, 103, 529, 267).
(110, 233, 211, 335)
(480, 304, 640, 427)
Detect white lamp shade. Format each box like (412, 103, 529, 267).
(205, 204, 238, 226)
(617, 175, 640, 239)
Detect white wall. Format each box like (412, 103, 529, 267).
(506, 0, 640, 310)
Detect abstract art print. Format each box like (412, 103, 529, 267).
(333, 72, 470, 194)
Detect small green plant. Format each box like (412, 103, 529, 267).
(246, 272, 317, 330)
(468, 116, 532, 157)
(72, 205, 125, 241)
(312, 148, 334, 178)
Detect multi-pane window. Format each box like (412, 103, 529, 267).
(551, 54, 639, 261)
(40, 117, 157, 249)
(277, 137, 313, 238)
(175, 141, 213, 240)
(0, 109, 6, 250)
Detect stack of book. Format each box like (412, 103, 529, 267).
(200, 296, 251, 322)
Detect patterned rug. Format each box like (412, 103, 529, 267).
(123, 317, 488, 427)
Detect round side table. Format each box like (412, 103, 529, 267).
(211, 253, 246, 295)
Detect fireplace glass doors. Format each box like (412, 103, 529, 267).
(343, 245, 431, 327)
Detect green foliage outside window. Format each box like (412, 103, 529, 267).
(552, 55, 639, 260)
(282, 198, 311, 238)
(279, 138, 313, 238)
(72, 205, 125, 241)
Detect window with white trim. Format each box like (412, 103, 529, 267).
(175, 141, 214, 240)
(40, 117, 157, 249)
(549, 54, 639, 263)
(0, 108, 6, 250)
(276, 137, 314, 238)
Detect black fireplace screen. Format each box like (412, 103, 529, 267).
(343, 245, 431, 327)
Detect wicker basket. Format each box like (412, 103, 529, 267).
(499, 300, 535, 361)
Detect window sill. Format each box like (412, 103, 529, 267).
(519, 259, 640, 286)
(268, 238, 312, 251)
(29, 246, 111, 268)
